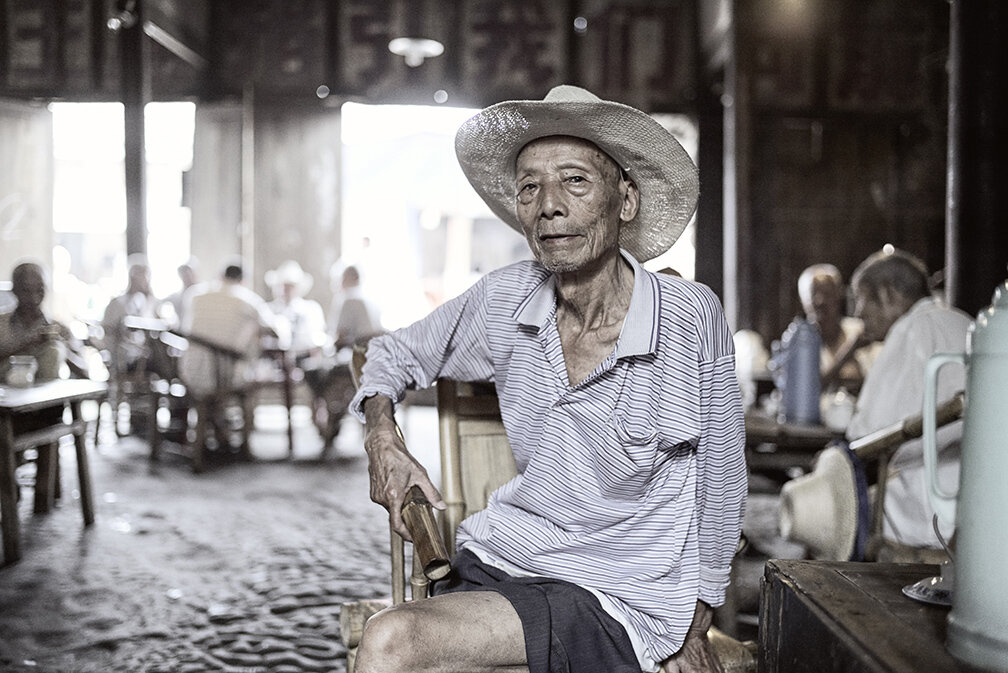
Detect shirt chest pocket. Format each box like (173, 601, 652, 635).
(589, 412, 662, 500)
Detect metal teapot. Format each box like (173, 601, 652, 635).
(923, 278, 1008, 672)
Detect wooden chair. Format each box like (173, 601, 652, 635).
(848, 392, 964, 559)
(340, 346, 757, 673)
(779, 392, 964, 561)
(169, 330, 258, 473)
(103, 319, 158, 439)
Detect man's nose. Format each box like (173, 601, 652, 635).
(538, 179, 567, 219)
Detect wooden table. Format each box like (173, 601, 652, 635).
(760, 559, 970, 673)
(745, 411, 841, 479)
(0, 378, 107, 565)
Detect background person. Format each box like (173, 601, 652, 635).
(846, 248, 971, 562)
(796, 263, 878, 393)
(329, 264, 382, 350)
(0, 261, 70, 382)
(163, 257, 200, 327)
(180, 261, 280, 398)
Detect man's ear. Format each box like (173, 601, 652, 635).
(620, 180, 640, 223)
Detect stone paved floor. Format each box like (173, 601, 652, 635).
(0, 403, 801, 672)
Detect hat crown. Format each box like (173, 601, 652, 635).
(455, 84, 699, 262)
(543, 85, 601, 104)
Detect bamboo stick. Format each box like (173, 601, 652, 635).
(401, 485, 451, 580)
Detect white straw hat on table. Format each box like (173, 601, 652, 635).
(779, 446, 860, 561)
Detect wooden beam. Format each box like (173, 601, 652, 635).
(143, 20, 208, 70)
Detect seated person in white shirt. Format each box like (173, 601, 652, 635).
(179, 262, 280, 399)
(846, 248, 971, 563)
(350, 86, 747, 673)
(101, 254, 162, 374)
(265, 260, 328, 360)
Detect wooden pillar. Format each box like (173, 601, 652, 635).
(945, 0, 1008, 314)
(118, 0, 149, 257)
(241, 85, 256, 284)
(695, 80, 725, 301)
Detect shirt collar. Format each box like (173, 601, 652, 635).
(513, 249, 659, 359)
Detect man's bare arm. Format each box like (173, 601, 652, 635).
(362, 394, 445, 540)
(661, 600, 723, 673)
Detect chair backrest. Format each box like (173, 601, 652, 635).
(436, 379, 515, 553)
(349, 345, 516, 601)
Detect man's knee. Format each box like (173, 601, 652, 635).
(354, 605, 427, 673)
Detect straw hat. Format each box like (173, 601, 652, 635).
(779, 446, 859, 561)
(454, 85, 699, 263)
(265, 260, 313, 295)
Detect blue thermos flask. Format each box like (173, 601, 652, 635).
(780, 318, 821, 425)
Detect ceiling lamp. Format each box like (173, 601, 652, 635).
(388, 37, 444, 67)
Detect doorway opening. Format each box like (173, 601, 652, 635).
(50, 101, 195, 322)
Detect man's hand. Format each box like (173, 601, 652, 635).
(660, 601, 723, 673)
(362, 394, 445, 540)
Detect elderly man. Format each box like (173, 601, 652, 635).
(0, 261, 68, 382)
(846, 248, 971, 562)
(349, 86, 747, 673)
(796, 263, 878, 392)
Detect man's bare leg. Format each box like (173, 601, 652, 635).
(354, 590, 529, 673)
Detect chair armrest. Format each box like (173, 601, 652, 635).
(849, 391, 964, 461)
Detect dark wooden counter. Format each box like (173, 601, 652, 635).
(759, 559, 970, 673)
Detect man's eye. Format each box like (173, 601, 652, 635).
(565, 175, 587, 185)
(516, 183, 537, 203)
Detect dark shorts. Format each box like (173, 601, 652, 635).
(430, 549, 640, 673)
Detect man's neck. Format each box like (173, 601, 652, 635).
(553, 251, 634, 333)
(552, 252, 635, 387)
(13, 304, 44, 325)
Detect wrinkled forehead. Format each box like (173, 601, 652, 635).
(515, 135, 620, 173)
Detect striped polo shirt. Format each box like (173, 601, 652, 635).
(351, 251, 747, 669)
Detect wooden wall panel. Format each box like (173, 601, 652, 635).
(251, 105, 341, 307)
(733, 0, 950, 344)
(0, 0, 699, 110)
(212, 0, 328, 99)
(1, 0, 118, 99)
(575, 0, 696, 111)
(457, 1, 569, 103)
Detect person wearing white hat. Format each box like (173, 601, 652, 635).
(350, 86, 747, 673)
(265, 260, 328, 356)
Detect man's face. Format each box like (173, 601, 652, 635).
(854, 284, 903, 342)
(804, 275, 843, 330)
(12, 266, 46, 310)
(514, 136, 637, 274)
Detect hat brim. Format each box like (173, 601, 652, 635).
(455, 98, 699, 263)
(779, 446, 859, 561)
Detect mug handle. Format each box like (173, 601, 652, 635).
(922, 352, 965, 527)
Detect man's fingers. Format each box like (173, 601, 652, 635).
(418, 479, 446, 510)
(389, 508, 412, 541)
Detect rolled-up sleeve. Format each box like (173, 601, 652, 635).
(349, 276, 496, 420)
